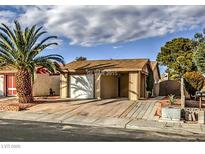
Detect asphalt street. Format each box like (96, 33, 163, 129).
(0, 119, 205, 141)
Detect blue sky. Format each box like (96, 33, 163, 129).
(0, 6, 204, 73)
(52, 28, 200, 73)
(54, 28, 200, 62)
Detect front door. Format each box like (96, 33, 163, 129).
(0, 75, 4, 96)
(6, 75, 17, 96)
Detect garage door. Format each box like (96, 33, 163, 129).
(70, 75, 94, 99)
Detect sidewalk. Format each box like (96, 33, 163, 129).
(0, 111, 204, 136)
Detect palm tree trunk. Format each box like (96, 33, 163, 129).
(16, 68, 33, 103)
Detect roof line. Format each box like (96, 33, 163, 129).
(68, 58, 149, 62)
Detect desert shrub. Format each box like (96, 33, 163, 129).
(184, 71, 205, 99)
(168, 94, 176, 105)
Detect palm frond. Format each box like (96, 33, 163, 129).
(32, 36, 58, 51)
(0, 32, 14, 50)
(1, 23, 17, 46)
(0, 20, 63, 74)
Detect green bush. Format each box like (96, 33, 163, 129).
(184, 71, 205, 99)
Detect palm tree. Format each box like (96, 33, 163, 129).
(0, 21, 64, 103)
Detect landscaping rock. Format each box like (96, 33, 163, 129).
(0, 105, 19, 111)
(185, 111, 190, 121)
(188, 113, 192, 121)
(191, 113, 196, 121)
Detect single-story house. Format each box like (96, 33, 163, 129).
(0, 67, 60, 97)
(60, 58, 160, 101)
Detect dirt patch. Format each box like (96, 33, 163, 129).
(0, 99, 45, 111)
(0, 96, 68, 112)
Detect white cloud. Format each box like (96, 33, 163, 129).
(0, 10, 16, 25)
(113, 45, 123, 49)
(3, 6, 205, 46)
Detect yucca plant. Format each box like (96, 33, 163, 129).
(168, 94, 176, 105)
(0, 21, 64, 103)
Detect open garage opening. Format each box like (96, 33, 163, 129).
(100, 73, 129, 99)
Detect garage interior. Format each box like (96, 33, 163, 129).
(100, 73, 129, 99)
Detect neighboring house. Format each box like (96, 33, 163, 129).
(0, 67, 60, 97)
(60, 58, 161, 101)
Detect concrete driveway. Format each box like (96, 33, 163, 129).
(0, 98, 160, 128)
(26, 98, 160, 121)
(1, 97, 205, 135)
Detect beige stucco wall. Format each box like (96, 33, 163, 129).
(95, 73, 101, 99)
(60, 73, 69, 98)
(128, 72, 140, 100)
(150, 66, 160, 97)
(33, 74, 60, 96)
(153, 83, 159, 97)
(100, 75, 118, 99)
(153, 67, 160, 84)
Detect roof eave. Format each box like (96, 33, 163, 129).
(65, 68, 143, 73)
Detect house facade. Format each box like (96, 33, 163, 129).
(0, 67, 60, 97)
(60, 59, 160, 101)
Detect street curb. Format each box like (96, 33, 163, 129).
(0, 111, 205, 135)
